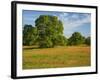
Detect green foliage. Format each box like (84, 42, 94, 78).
(39, 37, 53, 48)
(68, 32, 85, 45)
(23, 15, 90, 47)
(35, 15, 65, 48)
(85, 37, 91, 45)
(53, 35, 67, 46)
(23, 25, 38, 46)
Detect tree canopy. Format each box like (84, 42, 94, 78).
(35, 15, 65, 48)
(23, 15, 91, 48)
(85, 37, 91, 45)
(68, 32, 85, 45)
(23, 25, 38, 46)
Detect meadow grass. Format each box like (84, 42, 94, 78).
(23, 46, 90, 69)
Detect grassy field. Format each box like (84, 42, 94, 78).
(23, 46, 90, 69)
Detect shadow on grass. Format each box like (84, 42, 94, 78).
(23, 46, 55, 50)
(23, 46, 51, 50)
(23, 47, 39, 50)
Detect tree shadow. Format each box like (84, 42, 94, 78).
(23, 46, 52, 50)
(23, 46, 39, 50)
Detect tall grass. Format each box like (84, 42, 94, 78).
(23, 46, 90, 69)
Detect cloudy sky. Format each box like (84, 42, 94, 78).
(23, 10, 91, 38)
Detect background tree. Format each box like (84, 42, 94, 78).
(23, 25, 38, 46)
(68, 32, 85, 45)
(35, 15, 65, 48)
(85, 36, 91, 45)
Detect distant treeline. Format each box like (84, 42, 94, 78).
(23, 15, 90, 48)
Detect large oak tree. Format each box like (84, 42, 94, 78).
(35, 15, 66, 48)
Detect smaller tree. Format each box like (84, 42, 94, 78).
(68, 32, 85, 45)
(85, 37, 91, 45)
(23, 25, 38, 46)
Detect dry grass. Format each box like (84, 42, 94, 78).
(23, 46, 90, 69)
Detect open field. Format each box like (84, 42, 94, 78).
(23, 46, 90, 69)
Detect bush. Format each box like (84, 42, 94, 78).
(68, 32, 85, 45)
(85, 37, 91, 45)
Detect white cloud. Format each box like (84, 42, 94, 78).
(59, 13, 69, 20)
(64, 14, 90, 28)
(59, 13, 91, 37)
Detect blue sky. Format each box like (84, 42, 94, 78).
(22, 10, 91, 38)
